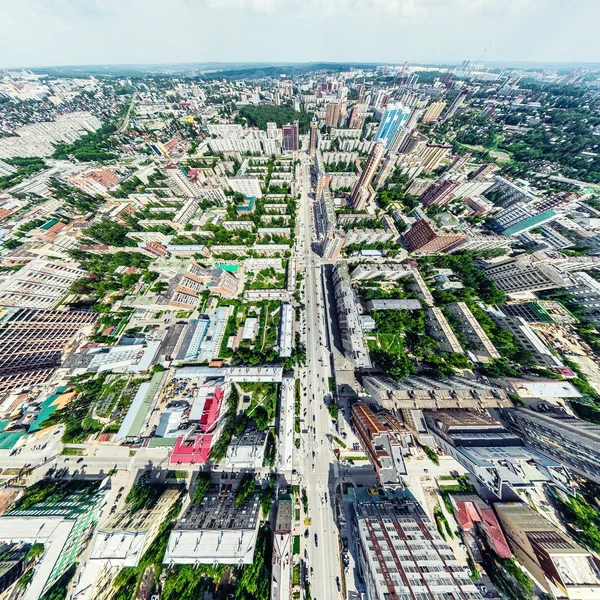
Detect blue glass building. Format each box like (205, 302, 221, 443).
(374, 104, 411, 148)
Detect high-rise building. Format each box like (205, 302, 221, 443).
(355, 496, 482, 600)
(494, 502, 600, 599)
(374, 103, 411, 149)
(501, 406, 600, 484)
(419, 178, 459, 208)
(325, 102, 343, 127)
(282, 120, 299, 151)
(357, 83, 365, 104)
(0, 307, 95, 394)
(442, 88, 468, 123)
(309, 115, 318, 155)
(388, 107, 423, 153)
(422, 100, 446, 123)
(349, 142, 385, 210)
(347, 106, 361, 129)
(483, 255, 573, 294)
(419, 143, 452, 172)
(402, 219, 466, 254)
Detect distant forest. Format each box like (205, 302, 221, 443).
(235, 105, 314, 133)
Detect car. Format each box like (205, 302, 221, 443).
(314, 533, 318, 547)
(304, 528, 309, 538)
(77, 458, 84, 463)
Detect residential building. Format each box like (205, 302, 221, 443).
(494, 502, 600, 599)
(352, 403, 413, 486)
(483, 255, 573, 294)
(488, 175, 537, 207)
(424, 307, 464, 354)
(424, 409, 570, 500)
(422, 100, 446, 123)
(493, 313, 563, 368)
(0, 481, 107, 600)
(373, 103, 411, 149)
(332, 263, 371, 368)
(164, 483, 261, 564)
(278, 302, 294, 358)
(403, 219, 466, 254)
(362, 374, 511, 411)
(77, 488, 181, 600)
(0, 259, 86, 310)
(355, 496, 482, 600)
(565, 271, 600, 320)
(445, 302, 501, 362)
(349, 142, 385, 211)
(419, 143, 452, 172)
(501, 406, 600, 485)
(282, 121, 299, 151)
(419, 179, 459, 208)
(309, 115, 318, 154)
(442, 88, 468, 123)
(325, 102, 343, 127)
(170, 262, 240, 308)
(0, 307, 95, 394)
(271, 495, 294, 600)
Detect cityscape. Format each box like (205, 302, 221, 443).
(2, 11, 600, 600)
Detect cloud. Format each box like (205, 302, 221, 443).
(0, 0, 598, 67)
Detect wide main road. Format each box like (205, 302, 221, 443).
(297, 153, 342, 600)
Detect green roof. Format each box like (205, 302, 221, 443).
(29, 387, 68, 433)
(215, 263, 239, 273)
(0, 432, 25, 450)
(40, 219, 59, 230)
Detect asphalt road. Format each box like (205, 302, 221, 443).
(297, 154, 343, 600)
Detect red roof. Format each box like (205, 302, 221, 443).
(199, 388, 224, 433)
(169, 434, 213, 465)
(455, 498, 512, 559)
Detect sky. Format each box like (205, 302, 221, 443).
(1, 0, 600, 69)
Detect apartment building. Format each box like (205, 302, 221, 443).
(403, 219, 466, 254)
(422, 100, 446, 123)
(0, 307, 95, 393)
(483, 255, 573, 294)
(493, 313, 563, 368)
(419, 143, 452, 172)
(425, 307, 464, 354)
(349, 142, 385, 211)
(355, 496, 481, 600)
(352, 403, 413, 486)
(494, 502, 600, 599)
(170, 262, 240, 308)
(77, 488, 181, 600)
(501, 406, 600, 485)
(445, 302, 501, 362)
(0, 259, 87, 309)
(332, 263, 371, 368)
(565, 271, 600, 320)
